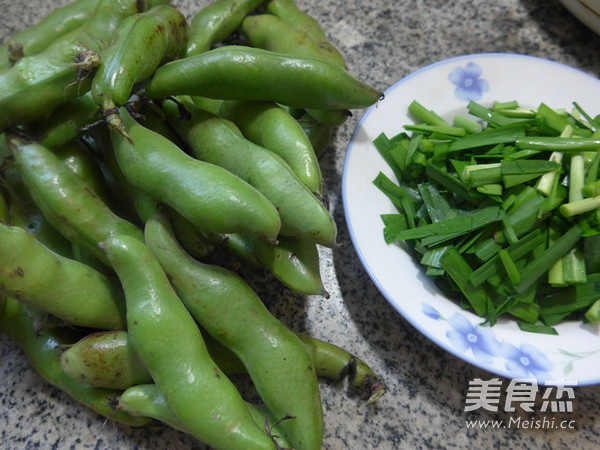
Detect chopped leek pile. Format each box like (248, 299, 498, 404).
(373, 100, 600, 334)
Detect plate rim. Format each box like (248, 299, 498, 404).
(342, 52, 600, 386)
(559, 0, 600, 36)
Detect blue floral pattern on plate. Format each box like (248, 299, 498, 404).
(421, 302, 554, 374)
(447, 313, 500, 365)
(449, 62, 489, 101)
(499, 343, 553, 379)
(421, 301, 600, 378)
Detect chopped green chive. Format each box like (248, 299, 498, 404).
(373, 100, 600, 333)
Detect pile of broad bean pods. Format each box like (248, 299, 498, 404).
(0, 0, 385, 448)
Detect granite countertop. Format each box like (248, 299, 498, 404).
(2, 0, 600, 448)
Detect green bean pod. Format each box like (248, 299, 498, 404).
(217, 100, 323, 195)
(101, 233, 277, 450)
(0, 0, 99, 70)
(0, 297, 148, 427)
(165, 100, 336, 247)
(185, 0, 265, 57)
(146, 45, 383, 110)
(0, 222, 126, 330)
(228, 233, 325, 295)
(112, 108, 281, 242)
(266, 0, 346, 68)
(59, 328, 385, 404)
(91, 5, 188, 133)
(118, 384, 292, 448)
(10, 137, 144, 265)
(145, 211, 324, 450)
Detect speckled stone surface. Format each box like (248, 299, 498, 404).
(2, 0, 600, 449)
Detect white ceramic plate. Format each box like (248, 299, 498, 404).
(343, 53, 600, 386)
(559, 0, 600, 36)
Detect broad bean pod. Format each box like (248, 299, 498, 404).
(226, 233, 325, 295)
(111, 108, 281, 242)
(0, 32, 100, 131)
(102, 233, 278, 450)
(76, 0, 147, 52)
(98, 117, 222, 263)
(52, 138, 118, 272)
(0, 297, 147, 427)
(185, 0, 264, 57)
(96, 125, 160, 224)
(91, 5, 188, 134)
(0, 222, 126, 330)
(53, 139, 112, 203)
(32, 92, 101, 149)
(164, 100, 337, 247)
(213, 232, 263, 270)
(101, 124, 221, 261)
(0, 0, 99, 70)
(3, 166, 74, 258)
(145, 211, 324, 450)
(296, 333, 386, 405)
(240, 13, 351, 127)
(0, 187, 8, 223)
(118, 384, 292, 448)
(0, 0, 145, 131)
(146, 45, 383, 111)
(299, 113, 334, 157)
(61, 330, 248, 390)
(241, 13, 336, 65)
(0, 199, 6, 313)
(98, 138, 223, 261)
(61, 330, 152, 389)
(217, 99, 324, 195)
(60, 328, 386, 403)
(118, 384, 187, 432)
(266, 0, 346, 68)
(10, 137, 144, 265)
